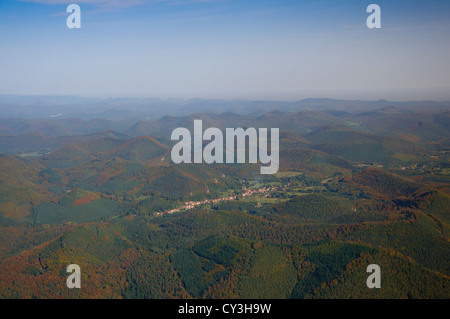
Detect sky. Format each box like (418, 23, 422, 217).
(0, 0, 450, 101)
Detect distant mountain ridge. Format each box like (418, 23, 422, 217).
(1, 95, 449, 120)
(0, 106, 448, 158)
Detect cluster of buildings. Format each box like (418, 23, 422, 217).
(241, 186, 276, 198)
(155, 185, 277, 216)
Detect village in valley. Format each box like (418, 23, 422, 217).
(156, 185, 278, 216)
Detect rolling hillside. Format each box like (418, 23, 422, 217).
(0, 101, 449, 299)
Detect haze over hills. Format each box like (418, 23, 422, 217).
(1, 95, 450, 120)
(0, 98, 448, 159)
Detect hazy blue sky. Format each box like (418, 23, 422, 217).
(1, 0, 449, 100)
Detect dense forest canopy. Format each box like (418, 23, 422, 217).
(0, 100, 449, 299)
